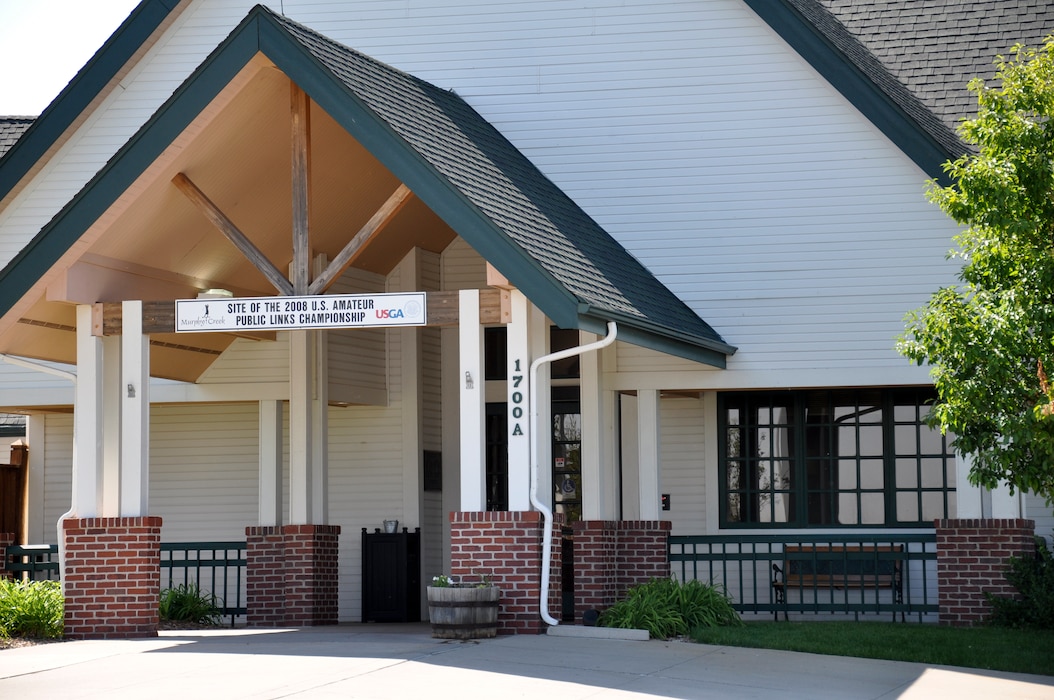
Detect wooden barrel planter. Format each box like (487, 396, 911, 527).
(427, 586, 500, 639)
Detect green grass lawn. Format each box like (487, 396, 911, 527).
(690, 621, 1054, 676)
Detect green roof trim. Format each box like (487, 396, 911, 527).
(0, 0, 182, 200)
(743, 0, 960, 184)
(0, 5, 734, 367)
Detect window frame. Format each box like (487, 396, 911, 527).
(717, 388, 955, 528)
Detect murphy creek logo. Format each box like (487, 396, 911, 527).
(175, 293, 427, 333)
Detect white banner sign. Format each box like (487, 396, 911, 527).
(175, 293, 426, 332)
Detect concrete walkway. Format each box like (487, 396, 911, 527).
(1, 624, 1051, 699)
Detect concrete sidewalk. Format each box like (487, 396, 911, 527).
(1, 624, 1051, 699)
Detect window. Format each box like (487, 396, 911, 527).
(719, 388, 956, 527)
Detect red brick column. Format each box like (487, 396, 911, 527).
(62, 516, 162, 639)
(449, 511, 561, 635)
(570, 520, 616, 621)
(246, 524, 341, 626)
(614, 520, 672, 595)
(0, 532, 13, 579)
(284, 524, 340, 625)
(246, 526, 286, 626)
(571, 520, 671, 620)
(935, 518, 1036, 626)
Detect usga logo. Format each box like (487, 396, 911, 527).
(376, 300, 422, 321)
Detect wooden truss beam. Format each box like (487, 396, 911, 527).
(309, 184, 414, 295)
(172, 172, 294, 296)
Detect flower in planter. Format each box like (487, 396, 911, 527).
(430, 573, 494, 588)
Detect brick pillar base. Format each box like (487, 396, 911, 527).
(62, 517, 162, 639)
(246, 524, 341, 626)
(449, 511, 561, 635)
(935, 518, 1036, 627)
(571, 520, 671, 621)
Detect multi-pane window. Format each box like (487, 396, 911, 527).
(719, 388, 956, 527)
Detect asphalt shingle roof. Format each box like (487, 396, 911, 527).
(818, 0, 1054, 140)
(0, 117, 34, 158)
(269, 9, 734, 358)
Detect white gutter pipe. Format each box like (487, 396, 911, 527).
(528, 322, 617, 627)
(0, 355, 77, 593)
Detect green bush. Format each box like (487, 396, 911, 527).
(598, 577, 742, 639)
(0, 579, 64, 639)
(159, 583, 222, 625)
(986, 536, 1054, 629)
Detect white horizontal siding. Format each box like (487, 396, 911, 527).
(150, 403, 259, 541)
(197, 336, 290, 384)
(328, 267, 387, 404)
(41, 413, 74, 544)
(440, 237, 487, 291)
(660, 395, 706, 535)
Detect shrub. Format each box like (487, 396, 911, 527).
(986, 536, 1054, 629)
(159, 583, 222, 625)
(0, 579, 64, 639)
(598, 577, 742, 639)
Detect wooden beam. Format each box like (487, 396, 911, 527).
(308, 184, 414, 295)
(95, 289, 505, 335)
(291, 83, 311, 295)
(172, 173, 294, 296)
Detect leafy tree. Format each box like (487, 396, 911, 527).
(899, 38, 1054, 502)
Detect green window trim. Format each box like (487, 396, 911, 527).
(718, 388, 956, 528)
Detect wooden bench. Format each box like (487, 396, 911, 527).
(771, 544, 904, 621)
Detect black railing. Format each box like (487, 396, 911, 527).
(3, 543, 59, 581)
(669, 533, 939, 622)
(4, 541, 247, 626)
(160, 541, 247, 626)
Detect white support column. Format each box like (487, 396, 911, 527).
(395, 249, 422, 528)
(459, 289, 485, 511)
(101, 334, 121, 516)
(289, 329, 314, 524)
(259, 399, 283, 526)
(620, 393, 641, 520)
(529, 302, 550, 512)
(991, 481, 1023, 518)
(956, 451, 983, 518)
(506, 290, 531, 511)
(580, 332, 615, 520)
(26, 415, 46, 542)
(312, 329, 329, 523)
(74, 305, 104, 518)
(120, 300, 149, 517)
(637, 388, 661, 520)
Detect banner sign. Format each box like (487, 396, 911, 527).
(175, 293, 426, 333)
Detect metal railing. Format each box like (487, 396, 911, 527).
(3, 543, 59, 581)
(160, 542, 247, 626)
(4, 541, 247, 626)
(669, 533, 939, 622)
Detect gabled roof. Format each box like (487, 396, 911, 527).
(0, 118, 34, 158)
(0, 5, 735, 367)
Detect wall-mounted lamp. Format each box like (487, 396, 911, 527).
(465, 371, 474, 390)
(197, 288, 233, 299)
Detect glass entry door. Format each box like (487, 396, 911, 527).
(552, 389, 582, 523)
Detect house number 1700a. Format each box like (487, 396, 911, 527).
(510, 359, 525, 436)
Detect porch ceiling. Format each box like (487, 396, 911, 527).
(4, 58, 457, 381)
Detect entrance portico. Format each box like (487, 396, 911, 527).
(0, 7, 733, 638)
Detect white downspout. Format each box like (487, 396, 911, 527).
(0, 355, 77, 592)
(528, 321, 617, 627)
